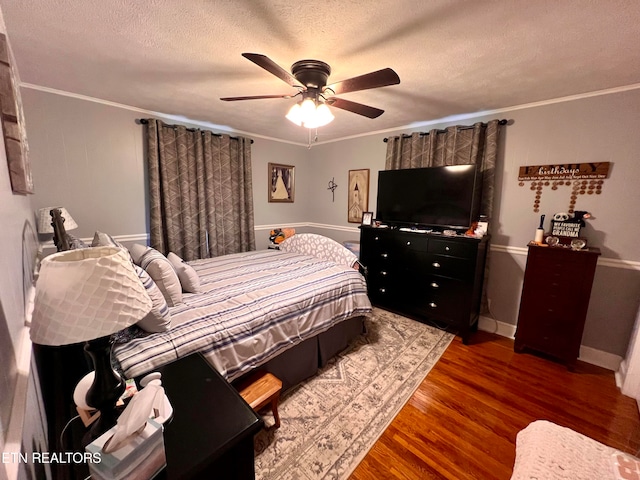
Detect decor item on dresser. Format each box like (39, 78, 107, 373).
(514, 243, 601, 368)
(268, 162, 295, 203)
(534, 214, 546, 244)
(361, 211, 373, 226)
(359, 227, 487, 344)
(30, 246, 152, 441)
(36, 206, 78, 251)
(550, 210, 592, 245)
(348, 168, 370, 223)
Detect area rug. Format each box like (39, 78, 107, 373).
(254, 307, 454, 480)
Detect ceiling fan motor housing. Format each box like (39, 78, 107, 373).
(291, 60, 331, 89)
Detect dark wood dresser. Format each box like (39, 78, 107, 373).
(514, 244, 600, 367)
(359, 226, 487, 343)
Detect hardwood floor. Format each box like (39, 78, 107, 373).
(350, 330, 640, 480)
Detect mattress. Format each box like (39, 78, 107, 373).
(113, 250, 372, 381)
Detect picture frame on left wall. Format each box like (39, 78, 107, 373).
(0, 33, 33, 194)
(268, 163, 295, 203)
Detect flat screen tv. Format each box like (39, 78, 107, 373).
(376, 165, 480, 229)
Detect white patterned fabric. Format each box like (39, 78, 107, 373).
(31, 247, 152, 345)
(167, 252, 201, 293)
(133, 265, 171, 333)
(113, 250, 372, 381)
(138, 247, 182, 307)
(279, 234, 358, 268)
(511, 420, 640, 480)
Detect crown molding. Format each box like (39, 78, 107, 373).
(21, 82, 640, 147)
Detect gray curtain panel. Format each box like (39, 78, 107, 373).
(146, 119, 255, 260)
(385, 119, 503, 314)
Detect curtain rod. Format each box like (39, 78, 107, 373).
(383, 119, 508, 142)
(136, 118, 253, 143)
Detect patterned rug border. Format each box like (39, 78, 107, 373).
(343, 329, 454, 479)
(254, 308, 455, 480)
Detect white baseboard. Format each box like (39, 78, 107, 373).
(478, 315, 622, 371)
(478, 315, 517, 339)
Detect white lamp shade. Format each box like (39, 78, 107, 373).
(37, 207, 78, 233)
(30, 246, 152, 346)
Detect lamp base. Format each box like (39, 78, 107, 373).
(82, 336, 125, 445)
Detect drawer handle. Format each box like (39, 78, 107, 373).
(381, 271, 387, 276)
(379, 288, 386, 294)
(374, 236, 379, 241)
(432, 262, 441, 268)
(406, 241, 411, 246)
(445, 246, 450, 251)
(381, 253, 388, 258)
(428, 302, 437, 308)
(430, 282, 439, 288)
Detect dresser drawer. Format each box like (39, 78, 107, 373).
(428, 239, 476, 258)
(407, 277, 471, 324)
(422, 253, 474, 279)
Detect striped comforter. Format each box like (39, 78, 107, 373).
(113, 250, 372, 381)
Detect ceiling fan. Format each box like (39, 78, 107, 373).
(220, 53, 400, 128)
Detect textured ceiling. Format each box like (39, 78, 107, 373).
(2, 0, 640, 145)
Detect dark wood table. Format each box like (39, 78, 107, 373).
(150, 353, 263, 479)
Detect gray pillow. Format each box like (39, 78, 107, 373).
(129, 243, 149, 265)
(134, 265, 171, 333)
(138, 247, 183, 306)
(167, 252, 201, 293)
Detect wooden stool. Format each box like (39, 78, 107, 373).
(237, 371, 282, 429)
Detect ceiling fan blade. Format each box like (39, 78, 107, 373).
(220, 94, 293, 101)
(242, 53, 305, 88)
(325, 98, 384, 119)
(324, 68, 400, 95)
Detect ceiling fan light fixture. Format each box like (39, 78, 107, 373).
(312, 102, 334, 127)
(285, 103, 303, 126)
(286, 99, 335, 129)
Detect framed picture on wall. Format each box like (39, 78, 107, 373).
(0, 33, 33, 194)
(268, 163, 295, 203)
(348, 169, 369, 223)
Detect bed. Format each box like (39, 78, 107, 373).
(49, 209, 372, 390)
(113, 248, 372, 388)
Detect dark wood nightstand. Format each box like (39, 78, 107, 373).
(150, 353, 264, 479)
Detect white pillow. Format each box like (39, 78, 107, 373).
(279, 233, 359, 268)
(167, 252, 201, 293)
(137, 247, 182, 306)
(134, 265, 171, 333)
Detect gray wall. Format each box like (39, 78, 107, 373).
(21, 86, 640, 357)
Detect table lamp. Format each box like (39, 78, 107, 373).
(36, 207, 78, 251)
(30, 246, 152, 440)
